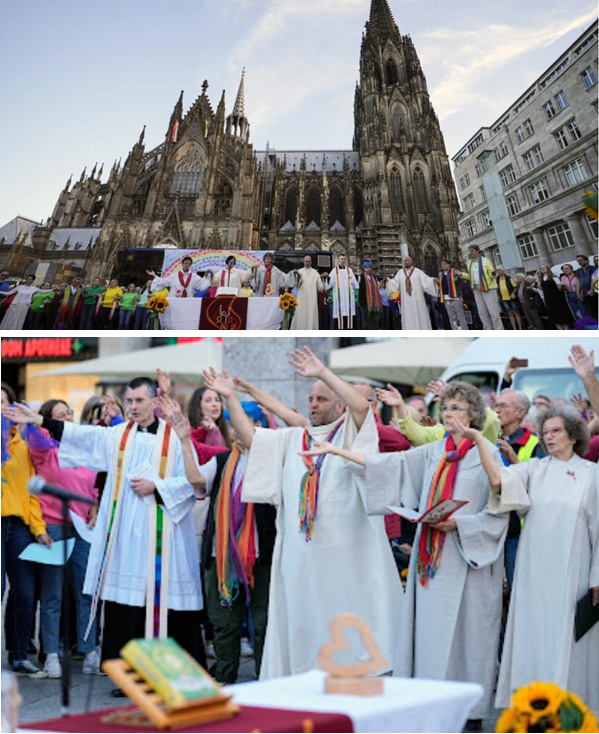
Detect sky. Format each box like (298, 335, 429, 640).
(0, 0, 596, 226)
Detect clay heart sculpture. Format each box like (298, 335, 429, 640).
(317, 613, 389, 679)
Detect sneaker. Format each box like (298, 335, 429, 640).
(83, 649, 101, 675)
(43, 653, 62, 679)
(240, 638, 253, 657)
(13, 660, 48, 679)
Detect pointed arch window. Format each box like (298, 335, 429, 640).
(285, 184, 298, 227)
(353, 186, 364, 227)
(389, 170, 403, 213)
(385, 59, 398, 86)
(171, 147, 203, 196)
(214, 177, 233, 217)
(130, 176, 154, 217)
(413, 168, 428, 213)
(423, 246, 438, 276)
(329, 184, 345, 228)
(306, 185, 321, 228)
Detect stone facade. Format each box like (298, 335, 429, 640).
(452, 22, 598, 274)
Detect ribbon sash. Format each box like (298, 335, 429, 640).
(178, 271, 192, 298)
(403, 267, 414, 296)
(263, 265, 273, 296)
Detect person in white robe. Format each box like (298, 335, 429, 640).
(0, 276, 54, 330)
(147, 256, 211, 297)
(202, 348, 403, 679)
(386, 256, 437, 330)
(475, 403, 598, 717)
(211, 255, 245, 295)
(326, 254, 358, 329)
(250, 253, 287, 297)
(303, 382, 509, 725)
(287, 255, 324, 330)
(4, 377, 204, 669)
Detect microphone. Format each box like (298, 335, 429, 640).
(28, 476, 97, 506)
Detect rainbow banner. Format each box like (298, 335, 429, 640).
(161, 249, 269, 278)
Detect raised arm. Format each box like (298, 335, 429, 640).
(569, 345, 599, 416)
(298, 441, 366, 466)
(289, 346, 369, 429)
(445, 415, 502, 487)
(233, 375, 307, 428)
(157, 394, 206, 491)
(202, 367, 256, 448)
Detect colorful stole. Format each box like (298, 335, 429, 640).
(364, 273, 381, 312)
(299, 417, 346, 541)
(215, 445, 256, 607)
(469, 258, 489, 292)
(178, 271, 192, 297)
(403, 268, 414, 296)
(333, 268, 354, 328)
(57, 287, 81, 327)
(263, 265, 273, 295)
(439, 270, 458, 303)
(417, 436, 474, 586)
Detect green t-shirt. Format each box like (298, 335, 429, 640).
(83, 285, 104, 307)
(119, 292, 139, 310)
(30, 291, 55, 313)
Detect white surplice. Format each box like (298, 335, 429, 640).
(386, 267, 437, 330)
(211, 268, 245, 295)
(326, 267, 358, 323)
(288, 267, 324, 330)
(490, 455, 599, 715)
(361, 439, 508, 719)
(0, 285, 53, 330)
(242, 411, 403, 679)
(58, 421, 201, 610)
(251, 265, 287, 297)
(152, 271, 210, 297)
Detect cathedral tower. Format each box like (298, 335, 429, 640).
(354, 0, 461, 275)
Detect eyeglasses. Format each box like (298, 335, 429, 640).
(541, 427, 565, 438)
(440, 405, 469, 414)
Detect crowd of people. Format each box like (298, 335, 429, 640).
(1, 249, 596, 331)
(1, 344, 598, 730)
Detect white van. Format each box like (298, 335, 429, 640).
(434, 335, 598, 402)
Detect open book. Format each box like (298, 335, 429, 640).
(386, 498, 468, 524)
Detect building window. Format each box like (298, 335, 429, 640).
(554, 90, 568, 110)
(515, 126, 525, 143)
(389, 171, 403, 214)
(413, 168, 428, 213)
(529, 179, 550, 204)
(547, 222, 574, 251)
(506, 194, 520, 216)
(523, 145, 544, 171)
(586, 213, 598, 239)
(494, 141, 508, 161)
(499, 164, 517, 188)
(478, 210, 491, 229)
(463, 193, 476, 212)
(492, 247, 503, 267)
(581, 65, 597, 88)
(563, 158, 588, 186)
(566, 120, 582, 141)
(479, 185, 487, 201)
(524, 119, 534, 137)
(464, 219, 476, 237)
(459, 172, 471, 190)
(554, 129, 569, 150)
(517, 234, 538, 259)
(543, 100, 556, 119)
(385, 59, 398, 85)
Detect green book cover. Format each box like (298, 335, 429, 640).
(121, 638, 221, 709)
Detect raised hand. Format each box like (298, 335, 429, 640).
(289, 347, 326, 379)
(569, 345, 595, 383)
(444, 414, 480, 441)
(233, 376, 255, 395)
(156, 368, 171, 396)
(201, 416, 217, 432)
(297, 442, 336, 459)
(102, 394, 122, 422)
(570, 392, 589, 414)
(202, 367, 236, 398)
(158, 394, 191, 441)
(426, 378, 447, 397)
(375, 383, 404, 409)
(2, 403, 42, 425)
(146, 269, 157, 278)
(498, 438, 519, 465)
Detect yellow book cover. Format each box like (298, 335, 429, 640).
(121, 638, 222, 709)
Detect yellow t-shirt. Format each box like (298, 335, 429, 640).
(102, 287, 123, 308)
(498, 277, 515, 302)
(1, 429, 46, 536)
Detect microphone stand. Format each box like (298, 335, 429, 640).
(60, 497, 71, 717)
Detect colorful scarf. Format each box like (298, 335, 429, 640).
(469, 257, 489, 292)
(299, 418, 346, 541)
(215, 445, 256, 607)
(22, 424, 60, 452)
(57, 286, 81, 328)
(403, 267, 414, 296)
(333, 268, 354, 327)
(364, 273, 381, 313)
(263, 264, 273, 296)
(417, 435, 473, 586)
(439, 270, 458, 303)
(178, 271, 192, 297)
(1, 414, 14, 467)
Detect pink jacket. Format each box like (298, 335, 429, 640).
(28, 428, 98, 525)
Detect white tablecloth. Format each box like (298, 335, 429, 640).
(228, 669, 482, 733)
(159, 297, 284, 330)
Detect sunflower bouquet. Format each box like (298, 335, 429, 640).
(496, 682, 598, 733)
(145, 290, 170, 330)
(279, 292, 297, 330)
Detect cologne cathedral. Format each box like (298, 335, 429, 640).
(13, 0, 462, 280)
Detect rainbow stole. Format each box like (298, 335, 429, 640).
(215, 445, 256, 607)
(365, 273, 381, 312)
(417, 436, 473, 586)
(298, 417, 346, 541)
(403, 267, 414, 296)
(57, 287, 81, 326)
(439, 270, 458, 303)
(333, 268, 354, 327)
(469, 258, 489, 292)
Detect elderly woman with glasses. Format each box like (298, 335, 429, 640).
(459, 401, 598, 717)
(300, 381, 509, 730)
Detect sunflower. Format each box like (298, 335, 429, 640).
(146, 296, 157, 310)
(496, 707, 520, 733)
(578, 710, 599, 732)
(511, 682, 566, 722)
